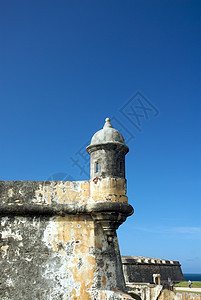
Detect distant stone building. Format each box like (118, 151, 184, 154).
(0, 118, 184, 300)
(122, 256, 184, 300)
(122, 256, 184, 285)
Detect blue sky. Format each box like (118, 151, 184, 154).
(0, 0, 201, 273)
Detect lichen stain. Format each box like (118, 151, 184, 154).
(1, 228, 23, 241)
(90, 177, 128, 204)
(102, 275, 107, 287)
(16, 217, 26, 223)
(34, 179, 128, 207)
(43, 215, 98, 299)
(34, 181, 90, 206)
(1, 245, 8, 251)
(8, 189, 13, 197)
(68, 217, 97, 299)
(95, 235, 103, 250)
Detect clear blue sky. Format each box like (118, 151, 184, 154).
(0, 0, 201, 273)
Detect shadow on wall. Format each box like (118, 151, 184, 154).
(129, 293, 142, 300)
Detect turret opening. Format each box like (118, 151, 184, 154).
(120, 161, 123, 172)
(96, 162, 99, 173)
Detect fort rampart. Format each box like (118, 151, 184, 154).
(0, 118, 187, 300)
(0, 180, 133, 300)
(0, 118, 134, 300)
(122, 256, 184, 285)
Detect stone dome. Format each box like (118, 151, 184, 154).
(90, 118, 125, 146)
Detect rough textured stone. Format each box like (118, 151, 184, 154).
(87, 118, 129, 179)
(122, 256, 184, 285)
(0, 118, 133, 300)
(158, 290, 201, 300)
(174, 293, 201, 300)
(0, 118, 186, 300)
(90, 118, 126, 146)
(125, 283, 163, 300)
(0, 180, 133, 299)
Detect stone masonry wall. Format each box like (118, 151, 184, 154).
(158, 290, 201, 300)
(0, 214, 126, 299)
(122, 256, 184, 285)
(0, 181, 133, 300)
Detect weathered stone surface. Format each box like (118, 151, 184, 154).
(125, 282, 163, 300)
(0, 181, 133, 216)
(87, 143, 128, 179)
(174, 292, 201, 300)
(87, 118, 129, 179)
(0, 181, 133, 299)
(158, 290, 201, 300)
(0, 118, 133, 299)
(122, 256, 184, 285)
(89, 118, 126, 146)
(0, 117, 186, 300)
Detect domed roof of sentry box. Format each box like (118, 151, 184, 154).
(89, 118, 125, 146)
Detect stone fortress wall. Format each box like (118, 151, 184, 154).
(122, 256, 184, 285)
(0, 179, 133, 300)
(0, 118, 134, 300)
(0, 118, 189, 300)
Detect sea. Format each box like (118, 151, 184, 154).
(183, 274, 201, 281)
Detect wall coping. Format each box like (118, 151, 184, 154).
(121, 255, 181, 266)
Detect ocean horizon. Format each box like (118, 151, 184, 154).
(183, 274, 201, 281)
